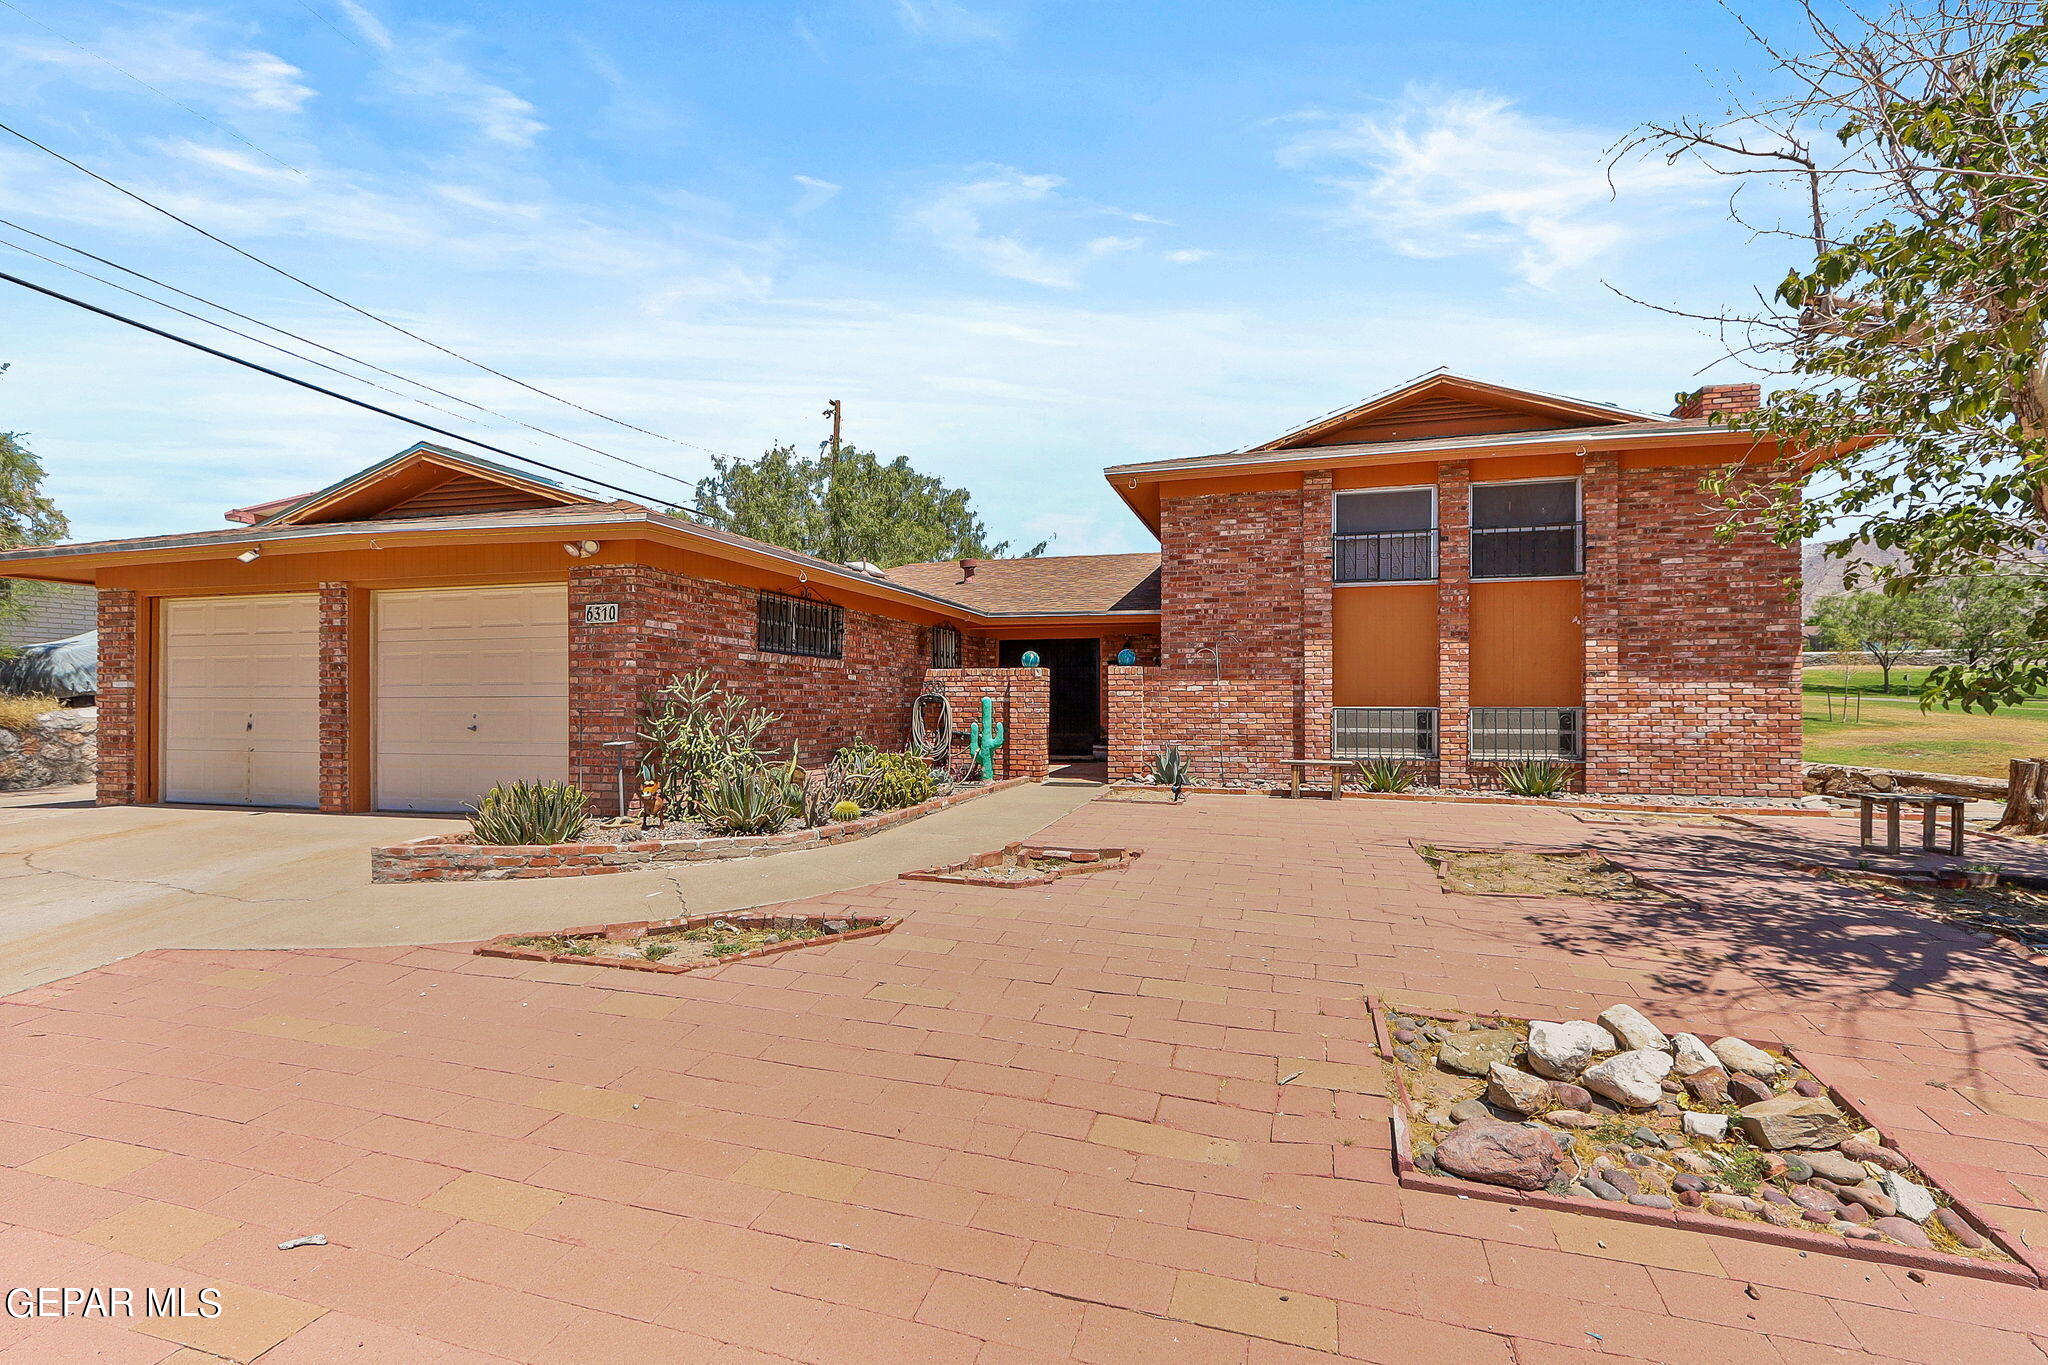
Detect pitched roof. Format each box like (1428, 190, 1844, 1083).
(884, 553, 1161, 615)
(1251, 370, 1656, 451)
(260, 443, 597, 527)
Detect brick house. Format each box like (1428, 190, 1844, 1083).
(0, 371, 1807, 810)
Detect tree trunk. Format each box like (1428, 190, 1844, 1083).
(1996, 757, 2048, 834)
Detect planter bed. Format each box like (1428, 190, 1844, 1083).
(1787, 861, 2048, 969)
(372, 776, 1033, 883)
(1415, 842, 1679, 904)
(476, 911, 899, 973)
(900, 842, 1140, 888)
(1368, 996, 2041, 1286)
(1099, 782, 1829, 817)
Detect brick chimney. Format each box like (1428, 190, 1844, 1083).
(1671, 383, 1761, 420)
(957, 558, 980, 581)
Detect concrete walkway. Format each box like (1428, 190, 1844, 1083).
(0, 779, 1100, 993)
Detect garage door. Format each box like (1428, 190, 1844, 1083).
(159, 594, 320, 807)
(373, 584, 569, 812)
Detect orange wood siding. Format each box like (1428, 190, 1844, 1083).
(1470, 453, 1582, 482)
(1332, 461, 1437, 490)
(1470, 579, 1583, 706)
(1332, 584, 1438, 707)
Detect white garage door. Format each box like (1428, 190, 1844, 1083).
(159, 594, 320, 807)
(374, 584, 569, 813)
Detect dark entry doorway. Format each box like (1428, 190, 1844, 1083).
(1001, 638, 1100, 759)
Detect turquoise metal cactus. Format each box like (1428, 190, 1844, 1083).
(967, 696, 1005, 780)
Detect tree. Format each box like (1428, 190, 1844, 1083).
(1807, 589, 1944, 691)
(0, 431, 69, 651)
(1616, 1, 2048, 714)
(1941, 574, 2043, 667)
(692, 444, 1045, 567)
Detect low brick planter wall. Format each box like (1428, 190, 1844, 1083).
(475, 911, 900, 974)
(372, 776, 1034, 883)
(900, 842, 1140, 888)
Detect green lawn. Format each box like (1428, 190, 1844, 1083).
(1802, 665, 2048, 777)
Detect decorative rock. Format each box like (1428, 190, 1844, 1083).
(1780, 1155, 1813, 1183)
(1545, 1110, 1601, 1130)
(1550, 1083, 1593, 1111)
(1672, 1174, 1708, 1193)
(1654, 1101, 1681, 1119)
(1394, 1028, 1418, 1044)
(1836, 1201, 1870, 1224)
(1583, 1176, 1624, 1201)
(1836, 1184, 1895, 1219)
(1802, 1209, 1832, 1224)
(1840, 1137, 1909, 1172)
(1526, 1020, 1611, 1080)
(1628, 1193, 1674, 1209)
(1680, 1112, 1728, 1141)
(1658, 1134, 1686, 1151)
(1660, 1077, 1684, 1094)
(1438, 1029, 1522, 1077)
(1598, 1004, 1672, 1053)
(1758, 1186, 1793, 1207)
(1728, 1074, 1775, 1106)
(1624, 1152, 1656, 1169)
(1787, 1184, 1841, 1215)
(1880, 1171, 1938, 1223)
(1486, 1063, 1556, 1116)
(1414, 1142, 1437, 1170)
(1565, 1182, 1596, 1199)
(1432, 1122, 1561, 1191)
(1707, 1193, 1761, 1214)
(1670, 1151, 1716, 1174)
(1423, 1024, 1450, 1043)
(1448, 1099, 1496, 1124)
(1759, 1154, 1790, 1180)
(1711, 1037, 1781, 1078)
(1628, 1126, 1659, 1146)
(1800, 1150, 1867, 1185)
(1670, 1033, 1720, 1077)
(1872, 1216, 1934, 1249)
(1581, 1049, 1673, 1110)
(1760, 1204, 1801, 1228)
(1738, 1096, 1851, 1151)
(1684, 1069, 1731, 1106)
(1604, 1169, 1640, 1196)
(1394, 1046, 1420, 1067)
(1793, 1078, 1825, 1098)
(1677, 1188, 1704, 1207)
(1934, 1208, 1984, 1249)
(1845, 1225, 1881, 1240)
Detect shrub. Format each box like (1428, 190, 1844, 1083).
(868, 750, 938, 809)
(643, 941, 677, 961)
(0, 693, 59, 729)
(698, 765, 791, 835)
(469, 780, 589, 845)
(638, 670, 779, 816)
(1494, 759, 1576, 797)
(830, 799, 862, 822)
(1354, 758, 1418, 792)
(1149, 744, 1193, 791)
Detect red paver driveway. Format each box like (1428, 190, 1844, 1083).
(3, 795, 2047, 1362)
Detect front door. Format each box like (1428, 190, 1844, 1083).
(1001, 638, 1099, 758)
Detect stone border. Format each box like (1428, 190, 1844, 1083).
(899, 842, 1140, 888)
(1366, 996, 2046, 1288)
(1099, 783, 1830, 817)
(474, 911, 900, 974)
(371, 777, 1034, 883)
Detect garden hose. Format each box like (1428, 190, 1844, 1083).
(910, 691, 953, 759)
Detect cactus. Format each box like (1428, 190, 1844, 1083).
(967, 696, 1005, 780)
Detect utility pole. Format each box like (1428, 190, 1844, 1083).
(821, 398, 843, 562)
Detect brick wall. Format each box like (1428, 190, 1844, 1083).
(1672, 383, 1761, 419)
(1434, 463, 1473, 784)
(918, 667, 1050, 780)
(1159, 486, 1305, 678)
(1299, 474, 1334, 758)
(317, 584, 354, 812)
(95, 589, 139, 806)
(1105, 668, 1296, 785)
(568, 564, 942, 813)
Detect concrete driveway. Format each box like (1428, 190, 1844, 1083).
(0, 779, 1100, 993)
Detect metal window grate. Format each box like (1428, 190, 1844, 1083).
(1470, 707, 1583, 760)
(930, 624, 961, 669)
(1470, 522, 1583, 579)
(1333, 530, 1437, 583)
(756, 590, 844, 658)
(1333, 707, 1438, 760)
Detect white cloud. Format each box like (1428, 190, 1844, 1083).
(894, 0, 1006, 43)
(338, 0, 545, 148)
(791, 175, 841, 216)
(8, 23, 312, 115)
(1164, 248, 1210, 264)
(908, 167, 1180, 288)
(1279, 87, 1708, 288)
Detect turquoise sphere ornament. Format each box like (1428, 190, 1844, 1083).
(1020, 650, 1041, 668)
(1115, 648, 1137, 666)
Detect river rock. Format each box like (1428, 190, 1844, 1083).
(1787, 1184, 1840, 1215)
(1486, 1063, 1556, 1116)
(1433, 1121, 1561, 1190)
(1448, 1099, 1496, 1124)
(1760, 1203, 1801, 1228)
(1669, 1033, 1719, 1077)
(1604, 1169, 1640, 1196)
(1836, 1183, 1895, 1219)
(1681, 1112, 1729, 1141)
(1872, 1216, 1933, 1249)
(1706, 1193, 1761, 1214)
(1628, 1193, 1674, 1209)
(1935, 1208, 1984, 1248)
(1800, 1150, 1867, 1185)
(1684, 1068, 1731, 1106)
(1881, 1171, 1938, 1223)
(1545, 1110, 1601, 1130)
(1598, 1004, 1672, 1053)
(1711, 1037, 1781, 1078)
(1583, 1175, 1624, 1201)
(1551, 1082, 1593, 1111)
(1582, 1049, 1673, 1109)
(1839, 1136, 1908, 1172)
(1793, 1078, 1825, 1098)
(1728, 1074, 1774, 1106)
(1438, 1029, 1522, 1077)
(1837, 1201, 1870, 1224)
(1526, 1020, 1611, 1080)
(1738, 1096, 1852, 1151)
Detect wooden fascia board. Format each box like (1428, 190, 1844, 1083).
(266, 449, 594, 527)
(1250, 375, 1650, 451)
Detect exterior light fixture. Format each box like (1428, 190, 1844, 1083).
(564, 540, 600, 558)
(236, 547, 261, 563)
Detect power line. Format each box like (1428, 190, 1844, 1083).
(0, 267, 731, 519)
(0, 0, 304, 176)
(0, 119, 737, 462)
(0, 214, 720, 502)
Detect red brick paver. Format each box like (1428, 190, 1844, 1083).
(4, 797, 2048, 1361)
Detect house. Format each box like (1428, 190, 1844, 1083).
(0, 371, 1809, 811)
(0, 580, 97, 651)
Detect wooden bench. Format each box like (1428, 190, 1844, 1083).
(1282, 759, 1354, 800)
(1857, 792, 1967, 857)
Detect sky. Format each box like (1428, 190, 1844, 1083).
(0, 0, 1821, 555)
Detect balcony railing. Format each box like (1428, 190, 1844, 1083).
(1333, 529, 1436, 583)
(1471, 522, 1583, 579)
(1334, 707, 1438, 761)
(1470, 706, 1583, 761)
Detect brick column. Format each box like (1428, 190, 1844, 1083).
(1299, 471, 1334, 759)
(569, 564, 664, 815)
(316, 583, 361, 811)
(95, 588, 141, 806)
(1435, 462, 1472, 785)
(1580, 454, 1622, 792)
(920, 667, 1050, 780)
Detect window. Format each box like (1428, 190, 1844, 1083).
(1333, 487, 1436, 583)
(1470, 707, 1582, 761)
(756, 590, 843, 658)
(1334, 707, 1438, 760)
(1471, 479, 1581, 579)
(930, 624, 961, 669)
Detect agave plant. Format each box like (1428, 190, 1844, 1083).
(1494, 759, 1577, 797)
(1149, 744, 1193, 798)
(1354, 757, 1418, 793)
(698, 765, 792, 835)
(469, 780, 589, 846)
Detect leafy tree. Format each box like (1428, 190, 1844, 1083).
(1807, 590, 1944, 692)
(692, 444, 1044, 567)
(1618, 1, 2048, 711)
(1940, 575, 2044, 668)
(0, 431, 69, 650)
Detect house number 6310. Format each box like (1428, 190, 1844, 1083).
(583, 602, 621, 625)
